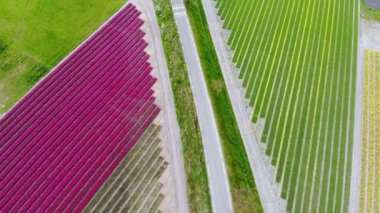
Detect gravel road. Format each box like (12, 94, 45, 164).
(171, 0, 234, 212)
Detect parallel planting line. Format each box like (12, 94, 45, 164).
(271, 0, 308, 177)
(265, 0, 301, 159)
(296, 0, 331, 210)
(283, 0, 321, 200)
(245, 0, 280, 106)
(256, 0, 293, 123)
(307, 0, 336, 211)
(342, 0, 358, 211)
(276, 0, 315, 188)
(330, 1, 350, 211)
(317, 0, 343, 212)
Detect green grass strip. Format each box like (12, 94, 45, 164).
(184, 0, 263, 212)
(153, 0, 212, 212)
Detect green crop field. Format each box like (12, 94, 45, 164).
(0, 0, 124, 113)
(215, 0, 358, 212)
(360, 50, 380, 213)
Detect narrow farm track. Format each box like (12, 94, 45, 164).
(0, 4, 163, 212)
(172, 0, 234, 212)
(213, 0, 359, 212)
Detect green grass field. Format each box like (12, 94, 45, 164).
(185, 0, 263, 212)
(0, 0, 125, 112)
(215, 0, 358, 212)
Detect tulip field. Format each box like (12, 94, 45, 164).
(360, 49, 380, 213)
(0, 4, 160, 212)
(85, 124, 169, 212)
(215, 0, 358, 212)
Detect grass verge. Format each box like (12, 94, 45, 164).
(153, 0, 212, 212)
(184, 0, 263, 212)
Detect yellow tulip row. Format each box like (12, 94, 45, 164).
(360, 49, 380, 213)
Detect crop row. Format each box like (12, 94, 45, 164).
(0, 3, 160, 212)
(215, 0, 358, 212)
(360, 49, 380, 213)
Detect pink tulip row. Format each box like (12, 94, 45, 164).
(0, 3, 160, 212)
